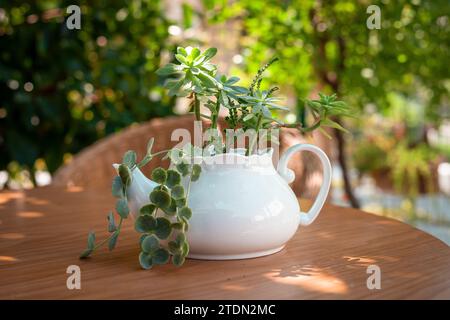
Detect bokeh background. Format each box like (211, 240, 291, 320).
(0, 1, 449, 242)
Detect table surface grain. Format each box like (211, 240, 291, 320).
(0, 186, 449, 300)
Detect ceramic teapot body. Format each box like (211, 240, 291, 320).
(123, 144, 331, 260)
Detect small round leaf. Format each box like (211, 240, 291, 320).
(172, 254, 185, 267)
(87, 231, 96, 249)
(191, 164, 202, 182)
(155, 217, 172, 239)
(111, 176, 123, 198)
(107, 212, 116, 233)
(79, 248, 93, 259)
(154, 184, 170, 193)
(135, 215, 157, 233)
(171, 185, 185, 200)
(171, 222, 183, 230)
(140, 204, 156, 216)
(175, 198, 186, 208)
(162, 200, 177, 216)
(139, 252, 153, 270)
(182, 241, 189, 257)
(168, 241, 181, 254)
(178, 206, 192, 220)
(166, 170, 181, 187)
(141, 235, 159, 253)
(152, 248, 170, 265)
(176, 162, 190, 176)
(123, 150, 137, 168)
(108, 232, 119, 251)
(176, 233, 186, 245)
(118, 164, 132, 187)
(151, 167, 167, 184)
(150, 189, 171, 208)
(116, 198, 129, 218)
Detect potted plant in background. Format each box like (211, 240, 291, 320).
(352, 98, 448, 222)
(80, 47, 353, 269)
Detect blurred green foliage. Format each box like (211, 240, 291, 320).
(203, 0, 449, 122)
(0, 0, 175, 178)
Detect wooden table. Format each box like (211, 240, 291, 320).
(1, 186, 449, 300)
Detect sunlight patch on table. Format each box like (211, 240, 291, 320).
(265, 268, 348, 294)
(0, 192, 24, 204)
(0, 255, 19, 263)
(66, 186, 84, 193)
(221, 284, 248, 292)
(17, 211, 44, 218)
(0, 232, 26, 240)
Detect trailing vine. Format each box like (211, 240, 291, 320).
(80, 139, 201, 269)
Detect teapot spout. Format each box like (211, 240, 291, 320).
(112, 163, 158, 218)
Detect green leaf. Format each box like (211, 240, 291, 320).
(168, 241, 181, 254)
(180, 217, 190, 231)
(178, 206, 192, 220)
(118, 164, 131, 187)
(111, 176, 123, 198)
(175, 197, 186, 208)
(87, 231, 95, 249)
(176, 162, 190, 176)
(177, 47, 187, 56)
(141, 235, 159, 253)
(182, 241, 189, 257)
(140, 204, 156, 216)
(115, 198, 129, 218)
(138, 155, 152, 168)
(156, 63, 181, 76)
(191, 48, 201, 59)
(150, 189, 171, 208)
(155, 217, 172, 239)
(200, 47, 217, 61)
(135, 215, 157, 233)
(139, 234, 147, 246)
(197, 70, 218, 88)
(318, 127, 333, 139)
(321, 118, 349, 133)
(107, 212, 116, 232)
(176, 233, 186, 244)
(162, 199, 177, 216)
(139, 252, 153, 270)
(191, 164, 201, 182)
(152, 248, 170, 265)
(171, 185, 185, 200)
(154, 184, 170, 193)
(108, 232, 119, 251)
(79, 248, 93, 259)
(243, 113, 255, 121)
(175, 54, 188, 65)
(166, 169, 181, 187)
(151, 167, 167, 184)
(172, 254, 185, 267)
(171, 222, 184, 230)
(123, 150, 137, 168)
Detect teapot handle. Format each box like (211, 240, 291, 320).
(277, 144, 332, 226)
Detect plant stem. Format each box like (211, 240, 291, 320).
(246, 113, 263, 156)
(193, 93, 200, 121)
(91, 217, 124, 253)
(186, 168, 193, 206)
(211, 97, 219, 129)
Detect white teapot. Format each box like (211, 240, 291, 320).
(120, 144, 331, 260)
